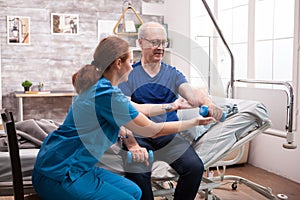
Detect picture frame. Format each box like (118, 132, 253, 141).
(51, 13, 79, 35)
(7, 16, 30, 45)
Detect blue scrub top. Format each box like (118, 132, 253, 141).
(34, 77, 139, 182)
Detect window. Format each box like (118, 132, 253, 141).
(255, 0, 294, 82)
(190, 0, 295, 93)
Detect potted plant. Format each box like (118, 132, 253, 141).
(21, 80, 32, 92)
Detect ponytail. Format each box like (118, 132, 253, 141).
(72, 64, 101, 94)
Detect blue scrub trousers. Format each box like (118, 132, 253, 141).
(32, 166, 142, 200)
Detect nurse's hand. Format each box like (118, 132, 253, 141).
(196, 116, 216, 125)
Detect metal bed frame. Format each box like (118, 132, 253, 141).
(151, 112, 273, 200)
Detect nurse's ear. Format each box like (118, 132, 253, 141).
(114, 58, 122, 70)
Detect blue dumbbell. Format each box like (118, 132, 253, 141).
(127, 150, 154, 164)
(199, 105, 227, 122)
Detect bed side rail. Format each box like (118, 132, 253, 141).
(227, 79, 297, 149)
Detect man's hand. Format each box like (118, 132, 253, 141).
(128, 145, 150, 166)
(120, 128, 151, 166)
(208, 103, 224, 122)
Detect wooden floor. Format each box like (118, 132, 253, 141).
(1, 164, 299, 200)
(199, 164, 300, 200)
(155, 164, 300, 200)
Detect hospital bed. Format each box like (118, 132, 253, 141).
(99, 96, 274, 200)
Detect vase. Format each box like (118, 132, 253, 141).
(24, 86, 30, 92)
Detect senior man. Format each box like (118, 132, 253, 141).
(119, 21, 223, 200)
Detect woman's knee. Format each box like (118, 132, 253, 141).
(132, 185, 142, 200)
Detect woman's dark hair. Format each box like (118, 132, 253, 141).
(72, 36, 129, 94)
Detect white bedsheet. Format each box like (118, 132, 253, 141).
(0, 149, 39, 182)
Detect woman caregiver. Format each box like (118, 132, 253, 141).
(32, 36, 215, 200)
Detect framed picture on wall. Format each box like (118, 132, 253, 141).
(51, 13, 79, 35)
(7, 16, 30, 45)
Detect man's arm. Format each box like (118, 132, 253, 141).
(178, 83, 224, 120)
(130, 97, 193, 117)
(178, 83, 212, 106)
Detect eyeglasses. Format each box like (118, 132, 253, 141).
(142, 38, 169, 48)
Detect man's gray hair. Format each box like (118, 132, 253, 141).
(138, 22, 167, 39)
